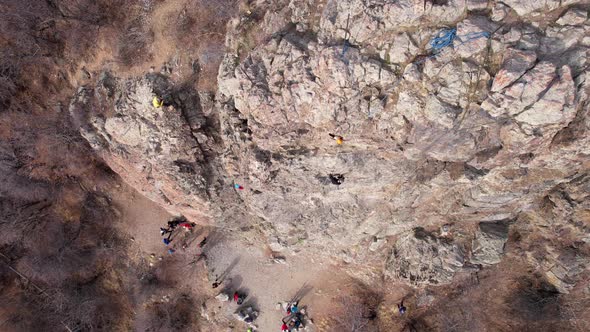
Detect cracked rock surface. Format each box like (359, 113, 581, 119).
(74, 0, 590, 290)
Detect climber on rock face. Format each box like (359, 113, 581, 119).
(198, 236, 208, 248)
(329, 173, 345, 185)
(329, 133, 344, 145)
(397, 300, 406, 315)
(152, 96, 163, 108)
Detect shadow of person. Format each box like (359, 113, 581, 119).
(290, 282, 314, 304)
(217, 256, 240, 283)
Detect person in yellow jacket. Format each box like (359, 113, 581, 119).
(329, 133, 344, 145)
(152, 96, 164, 108)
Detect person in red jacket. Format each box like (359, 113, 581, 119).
(281, 322, 289, 331)
(179, 222, 193, 230)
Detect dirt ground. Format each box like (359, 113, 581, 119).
(108, 177, 361, 331)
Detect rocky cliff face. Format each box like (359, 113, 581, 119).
(73, 0, 589, 291)
(70, 72, 221, 222)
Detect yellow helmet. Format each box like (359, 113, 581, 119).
(152, 96, 163, 108)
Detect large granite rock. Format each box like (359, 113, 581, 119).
(72, 0, 590, 290)
(214, 0, 589, 286)
(70, 73, 219, 221)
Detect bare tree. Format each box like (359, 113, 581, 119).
(118, 18, 154, 66)
(0, 57, 19, 111)
(333, 295, 379, 332)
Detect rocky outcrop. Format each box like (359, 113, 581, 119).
(523, 174, 590, 293)
(214, 0, 590, 287)
(70, 72, 220, 221)
(386, 228, 466, 285)
(471, 220, 510, 266)
(72, 0, 590, 289)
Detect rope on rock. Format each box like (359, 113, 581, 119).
(429, 28, 491, 54)
(430, 28, 457, 52)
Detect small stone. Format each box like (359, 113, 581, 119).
(215, 293, 230, 302)
(273, 257, 287, 264)
(440, 224, 451, 237)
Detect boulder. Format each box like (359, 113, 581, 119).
(556, 8, 588, 26)
(482, 61, 558, 117)
(471, 221, 510, 265)
(467, 0, 489, 10)
(385, 228, 465, 285)
(454, 17, 496, 59)
(515, 66, 576, 128)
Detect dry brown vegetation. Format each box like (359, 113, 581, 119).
(0, 0, 237, 330)
(0, 191, 132, 331)
(155, 0, 239, 91)
(328, 282, 383, 332)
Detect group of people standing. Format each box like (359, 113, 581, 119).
(159, 217, 194, 253)
(281, 301, 305, 331)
